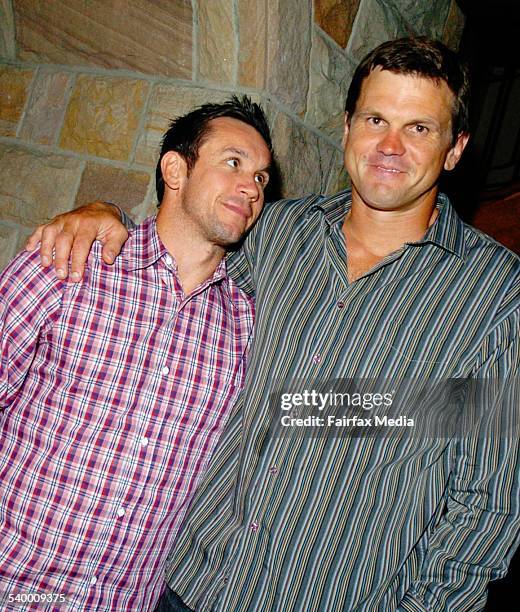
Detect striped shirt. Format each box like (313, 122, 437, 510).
(164, 191, 520, 611)
(0, 216, 254, 611)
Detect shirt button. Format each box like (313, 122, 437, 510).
(249, 521, 259, 533)
(89, 576, 97, 586)
(337, 301, 345, 309)
(312, 353, 322, 364)
(140, 437, 149, 447)
(161, 366, 170, 376)
(164, 255, 173, 267)
(268, 466, 278, 475)
(116, 507, 126, 518)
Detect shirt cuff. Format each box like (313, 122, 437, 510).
(110, 203, 136, 231)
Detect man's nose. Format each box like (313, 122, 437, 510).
(377, 129, 405, 156)
(238, 173, 260, 201)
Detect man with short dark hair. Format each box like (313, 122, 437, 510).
(27, 38, 519, 611)
(0, 96, 272, 610)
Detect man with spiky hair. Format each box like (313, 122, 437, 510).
(0, 96, 273, 610)
(26, 38, 519, 611)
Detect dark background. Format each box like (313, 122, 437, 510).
(441, 0, 520, 256)
(446, 3, 520, 609)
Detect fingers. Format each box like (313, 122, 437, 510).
(100, 224, 128, 265)
(52, 231, 75, 280)
(22, 202, 128, 282)
(25, 215, 71, 272)
(25, 225, 44, 254)
(39, 222, 65, 268)
(53, 221, 99, 281)
(69, 236, 98, 281)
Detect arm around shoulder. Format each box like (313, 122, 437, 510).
(25, 201, 132, 282)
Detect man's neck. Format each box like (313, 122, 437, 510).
(156, 209, 225, 295)
(342, 194, 438, 283)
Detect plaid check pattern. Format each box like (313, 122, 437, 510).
(0, 216, 254, 610)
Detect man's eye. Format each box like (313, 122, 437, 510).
(368, 117, 382, 125)
(413, 124, 428, 134)
(226, 158, 239, 168)
(255, 173, 268, 185)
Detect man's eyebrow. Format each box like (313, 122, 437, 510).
(223, 146, 249, 158)
(354, 109, 383, 117)
(408, 117, 441, 127)
(355, 109, 442, 128)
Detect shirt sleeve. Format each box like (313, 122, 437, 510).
(225, 214, 263, 296)
(115, 204, 137, 231)
(398, 311, 520, 611)
(0, 250, 64, 410)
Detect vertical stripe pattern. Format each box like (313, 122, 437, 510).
(165, 191, 520, 612)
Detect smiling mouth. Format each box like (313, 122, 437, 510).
(373, 165, 405, 174)
(222, 200, 251, 219)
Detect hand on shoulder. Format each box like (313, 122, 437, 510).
(25, 201, 129, 282)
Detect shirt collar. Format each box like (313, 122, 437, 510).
(121, 216, 232, 297)
(122, 216, 167, 272)
(421, 192, 465, 258)
(312, 189, 352, 226)
(313, 189, 465, 259)
(198, 257, 229, 288)
(177, 254, 234, 308)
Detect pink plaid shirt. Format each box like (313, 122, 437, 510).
(0, 216, 254, 610)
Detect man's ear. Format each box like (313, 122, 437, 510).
(342, 113, 351, 147)
(444, 132, 470, 171)
(160, 151, 188, 191)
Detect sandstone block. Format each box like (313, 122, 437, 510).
(0, 0, 16, 59)
(326, 149, 350, 195)
(397, 0, 451, 39)
(19, 70, 73, 145)
(347, 0, 451, 62)
(270, 108, 341, 197)
(0, 143, 83, 225)
(198, 0, 236, 83)
(266, 0, 312, 115)
(443, 0, 465, 51)
(346, 0, 396, 63)
(0, 66, 34, 136)
(60, 75, 148, 162)
(314, 0, 361, 49)
(0, 222, 20, 272)
(142, 190, 160, 220)
(306, 28, 353, 142)
(134, 85, 230, 167)
(14, 223, 33, 255)
(14, 0, 192, 78)
(238, 0, 267, 88)
(75, 163, 151, 214)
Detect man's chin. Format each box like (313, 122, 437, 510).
(358, 191, 407, 212)
(211, 225, 247, 248)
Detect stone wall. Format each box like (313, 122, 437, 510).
(0, 0, 464, 270)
